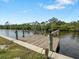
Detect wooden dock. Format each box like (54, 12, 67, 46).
(0, 34, 74, 59)
(20, 34, 59, 52)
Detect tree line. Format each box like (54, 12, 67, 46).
(0, 17, 79, 33)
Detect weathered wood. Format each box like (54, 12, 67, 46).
(56, 42, 60, 53)
(22, 30, 25, 37)
(52, 30, 60, 52)
(15, 30, 18, 40)
(45, 49, 49, 59)
(17, 30, 60, 53)
(20, 34, 59, 52)
(51, 30, 59, 35)
(49, 29, 53, 51)
(48, 34, 53, 51)
(0, 35, 74, 59)
(53, 37, 60, 52)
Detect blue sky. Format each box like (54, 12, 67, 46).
(0, 0, 79, 24)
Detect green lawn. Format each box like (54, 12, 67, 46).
(0, 37, 46, 59)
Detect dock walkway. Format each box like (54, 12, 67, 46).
(0, 34, 74, 59)
(20, 34, 59, 52)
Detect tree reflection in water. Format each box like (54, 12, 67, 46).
(72, 32, 79, 42)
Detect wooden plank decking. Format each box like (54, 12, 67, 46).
(0, 34, 74, 59)
(20, 34, 59, 52)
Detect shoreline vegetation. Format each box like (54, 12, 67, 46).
(0, 17, 79, 34)
(0, 37, 46, 59)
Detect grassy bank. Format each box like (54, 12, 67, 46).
(0, 37, 46, 59)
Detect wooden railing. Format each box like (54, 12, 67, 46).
(48, 30, 60, 52)
(0, 34, 74, 59)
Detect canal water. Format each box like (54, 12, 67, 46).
(0, 29, 79, 59)
(0, 29, 33, 39)
(59, 32, 79, 59)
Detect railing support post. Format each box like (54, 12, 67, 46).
(56, 30, 60, 53)
(48, 29, 53, 51)
(15, 30, 18, 40)
(23, 30, 25, 37)
(45, 49, 49, 59)
(56, 42, 60, 53)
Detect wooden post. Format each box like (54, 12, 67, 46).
(23, 30, 25, 37)
(57, 30, 59, 36)
(48, 29, 53, 51)
(45, 49, 49, 59)
(56, 30, 60, 53)
(15, 30, 18, 40)
(56, 42, 60, 53)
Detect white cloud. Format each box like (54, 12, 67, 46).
(44, 4, 65, 10)
(40, 0, 78, 10)
(56, 0, 77, 5)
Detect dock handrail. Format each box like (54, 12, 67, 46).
(0, 34, 74, 59)
(48, 29, 60, 52)
(51, 30, 59, 35)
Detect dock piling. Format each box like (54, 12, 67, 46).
(15, 30, 18, 40)
(48, 29, 53, 51)
(22, 30, 25, 37)
(45, 48, 49, 59)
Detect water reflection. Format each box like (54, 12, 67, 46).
(1, 30, 79, 59)
(60, 31, 79, 59)
(5, 30, 9, 37)
(72, 32, 79, 42)
(0, 29, 33, 39)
